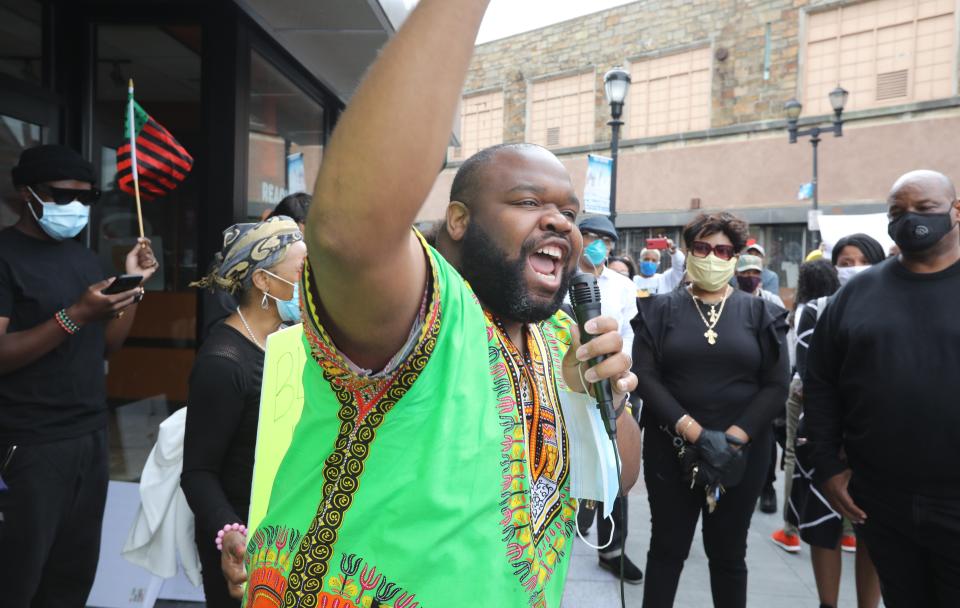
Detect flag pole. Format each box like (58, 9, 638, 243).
(128, 78, 145, 241)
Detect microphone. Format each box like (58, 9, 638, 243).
(568, 271, 617, 439)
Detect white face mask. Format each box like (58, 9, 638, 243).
(27, 187, 90, 240)
(558, 391, 619, 518)
(837, 264, 870, 287)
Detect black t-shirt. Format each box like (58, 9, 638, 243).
(0, 228, 107, 444)
(181, 322, 264, 540)
(632, 288, 790, 439)
(804, 257, 960, 497)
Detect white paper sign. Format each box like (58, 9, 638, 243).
(817, 212, 896, 257)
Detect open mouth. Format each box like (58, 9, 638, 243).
(527, 244, 564, 289)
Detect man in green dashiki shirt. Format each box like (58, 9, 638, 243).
(221, 1, 642, 606)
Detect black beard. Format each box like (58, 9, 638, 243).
(459, 220, 573, 324)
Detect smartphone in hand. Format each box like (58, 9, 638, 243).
(101, 274, 143, 295)
(645, 237, 669, 250)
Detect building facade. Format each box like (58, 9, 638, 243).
(421, 0, 960, 304)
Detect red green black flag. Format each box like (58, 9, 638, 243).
(117, 94, 193, 201)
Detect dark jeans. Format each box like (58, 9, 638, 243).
(577, 495, 629, 555)
(0, 428, 109, 608)
(642, 427, 771, 608)
(851, 477, 960, 608)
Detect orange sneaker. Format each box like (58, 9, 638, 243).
(841, 534, 857, 553)
(770, 529, 801, 553)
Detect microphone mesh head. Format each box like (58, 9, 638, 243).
(568, 272, 600, 306)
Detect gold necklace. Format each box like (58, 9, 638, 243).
(689, 287, 729, 345)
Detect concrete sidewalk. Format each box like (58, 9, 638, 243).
(562, 479, 868, 608)
(152, 476, 869, 608)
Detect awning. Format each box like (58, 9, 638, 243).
(234, 0, 414, 102)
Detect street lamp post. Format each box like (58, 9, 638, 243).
(604, 67, 631, 226)
(785, 85, 849, 244)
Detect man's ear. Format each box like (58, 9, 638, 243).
(446, 201, 470, 242)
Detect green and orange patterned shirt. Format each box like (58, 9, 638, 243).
(244, 237, 577, 607)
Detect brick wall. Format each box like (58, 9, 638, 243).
(463, 0, 841, 147)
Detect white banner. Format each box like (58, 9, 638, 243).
(583, 154, 612, 216)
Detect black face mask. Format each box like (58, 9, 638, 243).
(888, 211, 956, 253)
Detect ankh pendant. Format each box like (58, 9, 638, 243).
(704, 328, 718, 345)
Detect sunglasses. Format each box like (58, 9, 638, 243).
(691, 240, 736, 261)
(33, 186, 101, 205)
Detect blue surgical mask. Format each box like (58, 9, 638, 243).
(584, 239, 608, 267)
(27, 187, 90, 240)
(262, 270, 301, 323)
(639, 260, 658, 277)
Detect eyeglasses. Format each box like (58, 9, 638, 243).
(33, 186, 101, 205)
(691, 240, 736, 261)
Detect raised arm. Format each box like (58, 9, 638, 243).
(306, 0, 490, 371)
(661, 247, 686, 292)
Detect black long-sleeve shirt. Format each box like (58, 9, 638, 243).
(181, 323, 264, 541)
(804, 257, 960, 497)
(632, 288, 790, 440)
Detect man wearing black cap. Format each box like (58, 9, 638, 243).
(0, 144, 158, 606)
(571, 214, 644, 583)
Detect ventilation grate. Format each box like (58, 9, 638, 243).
(876, 69, 908, 101)
(546, 126, 561, 146)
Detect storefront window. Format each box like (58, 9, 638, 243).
(0, 115, 43, 229)
(248, 50, 324, 219)
(0, 0, 42, 85)
(750, 224, 812, 308)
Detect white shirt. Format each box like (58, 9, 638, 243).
(757, 288, 785, 309)
(633, 249, 686, 296)
(596, 266, 638, 355)
(563, 267, 638, 355)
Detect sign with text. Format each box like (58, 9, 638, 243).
(248, 323, 307, 534)
(583, 154, 613, 216)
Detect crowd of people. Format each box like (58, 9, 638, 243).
(2, 1, 959, 607)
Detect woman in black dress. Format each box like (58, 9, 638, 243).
(181, 216, 306, 606)
(633, 212, 790, 608)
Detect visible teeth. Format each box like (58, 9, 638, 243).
(536, 246, 562, 259)
(535, 271, 556, 281)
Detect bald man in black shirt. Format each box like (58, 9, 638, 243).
(804, 170, 960, 608)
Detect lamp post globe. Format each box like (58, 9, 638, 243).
(829, 85, 849, 113)
(604, 67, 631, 119)
(784, 98, 802, 122)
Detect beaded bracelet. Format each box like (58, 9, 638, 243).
(55, 309, 80, 335)
(215, 522, 248, 551)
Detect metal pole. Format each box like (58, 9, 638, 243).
(609, 118, 622, 226)
(811, 128, 820, 246)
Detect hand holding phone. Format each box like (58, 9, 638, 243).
(646, 237, 669, 250)
(101, 274, 143, 295)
